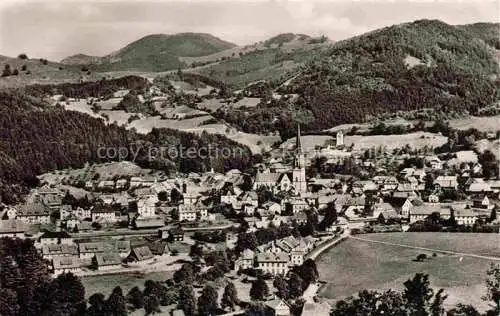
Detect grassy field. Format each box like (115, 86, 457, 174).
(82, 271, 174, 298)
(345, 132, 448, 151)
(448, 116, 500, 132)
(316, 233, 500, 312)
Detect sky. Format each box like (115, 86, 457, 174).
(0, 0, 498, 61)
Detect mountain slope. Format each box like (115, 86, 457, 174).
(0, 55, 103, 89)
(60, 54, 102, 65)
(457, 22, 500, 49)
(215, 19, 500, 134)
(70, 33, 237, 72)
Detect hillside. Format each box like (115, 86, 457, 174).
(216, 20, 500, 134)
(71, 33, 237, 72)
(0, 81, 252, 204)
(60, 53, 103, 65)
(457, 22, 500, 49)
(0, 55, 103, 89)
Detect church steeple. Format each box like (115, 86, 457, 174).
(294, 124, 305, 169)
(296, 124, 302, 154)
(292, 124, 307, 195)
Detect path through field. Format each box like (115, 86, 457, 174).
(350, 235, 500, 261)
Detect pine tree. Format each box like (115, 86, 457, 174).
(198, 285, 219, 316)
(178, 285, 196, 316)
(221, 282, 239, 311)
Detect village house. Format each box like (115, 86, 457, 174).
(126, 245, 155, 263)
(253, 171, 281, 191)
(220, 188, 240, 205)
(52, 256, 82, 276)
(16, 203, 51, 225)
(265, 299, 291, 316)
(472, 195, 494, 210)
(373, 202, 399, 221)
(235, 249, 255, 271)
(287, 198, 308, 214)
(39, 231, 73, 245)
(171, 226, 186, 241)
(75, 207, 91, 220)
(467, 180, 493, 197)
(256, 252, 289, 275)
(388, 198, 413, 218)
(0, 220, 27, 238)
(115, 179, 128, 190)
(426, 156, 443, 170)
(34, 187, 63, 210)
(450, 205, 478, 226)
(178, 203, 208, 222)
(79, 242, 107, 259)
(409, 203, 448, 223)
(97, 180, 115, 190)
(434, 175, 459, 191)
(115, 240, 131, 258)
(91, 204, 118, 223)
(95, 253, 123, 271)
(130, 176, 157, 189)
(42, 243, 79, 260)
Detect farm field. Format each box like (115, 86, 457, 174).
(345, 132, 447, 151)
(81, 270, 174, 298)
(448, 116, 500, 132)
(316, 233, 500, 312)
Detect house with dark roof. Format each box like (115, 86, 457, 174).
(42, 244, 78, 260)
(95, 253, 122, 271)
(53, 256, 81, 276)
(17, 203, 51, 225)
(91, 204, 118, 223)
(166, 227, 184, 241)
(39, 231, 73, 245)
(126, 245, 154, 263)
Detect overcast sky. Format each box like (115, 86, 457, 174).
(0, 0, 498, 61)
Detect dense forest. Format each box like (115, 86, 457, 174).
(216, 20, 500, 134)
(23, 76, 151, 99)
(0, 85, 252, 204)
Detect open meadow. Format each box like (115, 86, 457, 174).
(345, 132, 448, 151)
(316, 233, 500, 312)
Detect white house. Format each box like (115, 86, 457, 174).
(256, 252, 289, 275)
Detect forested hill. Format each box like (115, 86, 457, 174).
(0, 86, 252, 204)
(217, 20, 500, 134)
(288, 19, 500, 130)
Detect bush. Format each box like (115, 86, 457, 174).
(12, 69, 19, 76)
(2, 64, 12, 77)
(21, 65, 27, 71)
(416, 253, 427, 262)
(18, 53, 28, 60)
(171, 249, 179, 256)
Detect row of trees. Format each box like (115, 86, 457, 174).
(331, 267, 500, 316)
